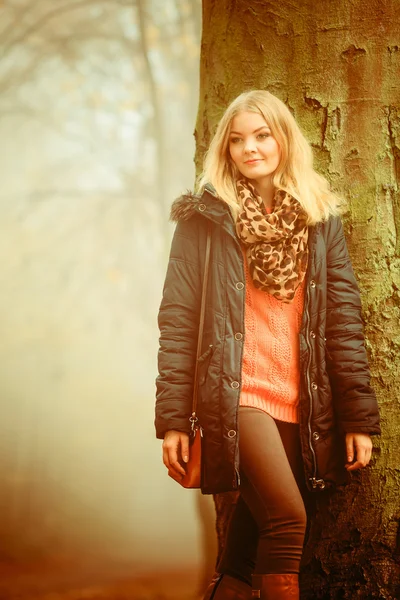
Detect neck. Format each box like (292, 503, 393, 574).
(252, 178, 275, 210)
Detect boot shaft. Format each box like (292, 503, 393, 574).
(251, 573, 299, 599)
(203, 573, 252, 600)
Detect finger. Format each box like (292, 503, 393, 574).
(168, 469, 183, 483)
(162, 441, 179, 473)
(162, 442, 176, 471)
(170, 457, 186, 477)
(356, 445, 368, 467)
(345, 434, 354, 464)
(180, 435, 190, 464)
(361, 445, 372, 467)
(168, 461, 185, 480)
(162, 445, 171, 470)
(346, 460, 364, 471)
(168, 467, 184, 481)
(346, 446, 368, 471)
(163, 440, 178, 469)
(164, 445, 186, 477)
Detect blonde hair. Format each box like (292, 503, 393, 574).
(198, 90, 343, 224)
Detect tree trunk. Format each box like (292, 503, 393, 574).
(196, 1, 400, 597)
(136, 0, 168, 222)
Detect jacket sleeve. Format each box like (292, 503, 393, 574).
(155, 218, 201, 439)
(325, 217, 380, 435)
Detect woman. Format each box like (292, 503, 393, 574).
(155, 90, 380, 600)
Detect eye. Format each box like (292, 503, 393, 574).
(257, 132, 270, 140)
(230, 137, 242, 144)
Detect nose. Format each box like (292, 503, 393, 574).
(243, 138, 257, 154)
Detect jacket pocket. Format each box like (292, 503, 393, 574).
(198, 344, 214, 385)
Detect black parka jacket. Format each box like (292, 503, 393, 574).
(155, 185, 380, 494)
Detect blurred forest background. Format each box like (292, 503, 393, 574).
(0, 0, 208, 598)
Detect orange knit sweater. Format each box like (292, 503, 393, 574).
(240, 247, 305, 423)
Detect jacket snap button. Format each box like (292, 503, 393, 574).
(312, 431, 320, 441)
(311, 382, 318, 390)
(235, 282, 244, 290)
(228, 430, 236, 438)
(310, 331, 316, 338)
(198, 203, 206, 212)
(310, 280, 316, 288)
(231, 381, 240, 389)
(234, 332, 243, 341)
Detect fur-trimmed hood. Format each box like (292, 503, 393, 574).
(170, 191, 202, 222)
(169, 184, 232, 226)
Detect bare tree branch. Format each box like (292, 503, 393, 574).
(1, 0, 133, 57)
(0, 46, 53, 94)
(0, 102, 99, 148)
(0, 189, 132, 200)
(0, 31, 138, 97)
(33, 31, 139, 61)
(136, 0, 168, 220)
(0, 0, 40, 45)
(188, 0, 202, 42)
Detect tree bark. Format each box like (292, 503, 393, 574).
(196, 1, 400, 597)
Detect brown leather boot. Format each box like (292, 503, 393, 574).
(203, 572, 252, 599)
(251, 574, 299, 599)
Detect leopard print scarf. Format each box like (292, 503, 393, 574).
(235, 178, 309, 303)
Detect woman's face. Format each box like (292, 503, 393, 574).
(228, 111, 281, 186)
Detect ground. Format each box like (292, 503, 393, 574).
(0, 559, 203, 600)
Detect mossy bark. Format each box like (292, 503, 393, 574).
(196, 1, 400, 597)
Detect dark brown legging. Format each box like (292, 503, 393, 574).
(217, 406, 308, 583)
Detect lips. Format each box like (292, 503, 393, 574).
(245, 159, 262, 164)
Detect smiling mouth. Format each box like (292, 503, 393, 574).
(245, 159, 262, 164)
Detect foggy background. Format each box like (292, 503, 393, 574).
(0, 0, 214, 591)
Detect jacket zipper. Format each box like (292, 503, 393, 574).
(234, 233, 244, 490)
(303, 299, 318, 488)
(303, 232, 325, 491)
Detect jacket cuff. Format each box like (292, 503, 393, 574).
(339, 424, 381, 436)
(155, 416, 192, 439)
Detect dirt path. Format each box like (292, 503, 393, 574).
(0, 560, 202, 600)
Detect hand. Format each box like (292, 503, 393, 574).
(345, 433, 373, 471)
(162, 430, 190, 482)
